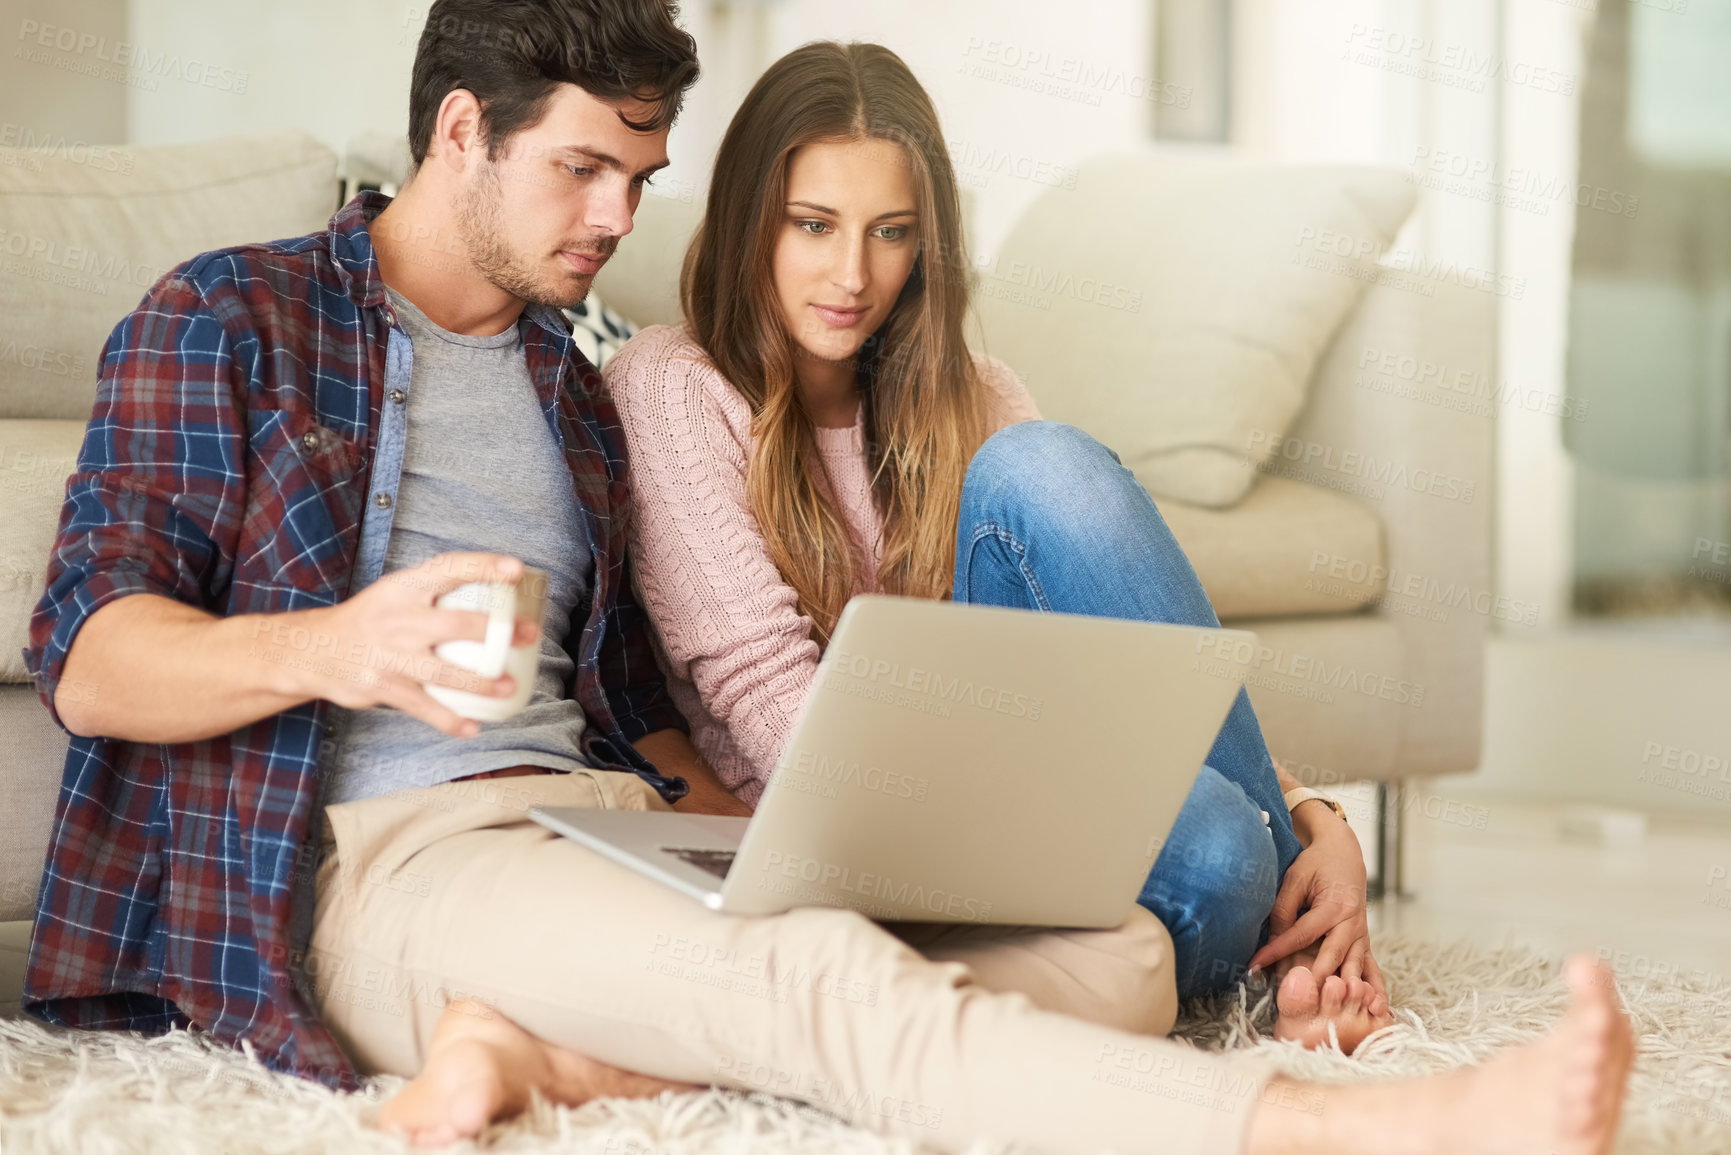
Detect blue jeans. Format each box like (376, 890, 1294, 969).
(952, 422, 1302, 998)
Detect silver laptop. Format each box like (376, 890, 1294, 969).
(531, 595, 1255, 929)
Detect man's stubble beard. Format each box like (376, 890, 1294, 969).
(455, 160, 614, 310)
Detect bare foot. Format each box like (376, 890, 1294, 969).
(1441, 955, 1635, 1154)
(374, 996, 702, 1147)
(1272, 964, 1394, 1054)
(1248, 954, 1635, 1154)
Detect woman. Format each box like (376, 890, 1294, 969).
(606, 38, 1382, 1043)
(597, 38, 1633, 1155)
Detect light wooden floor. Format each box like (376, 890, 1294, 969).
(1373, 791, 1731, 983)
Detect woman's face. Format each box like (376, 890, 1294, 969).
(771, 137, 921, 370)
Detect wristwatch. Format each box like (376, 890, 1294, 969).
(1283, 786, 1349, 825)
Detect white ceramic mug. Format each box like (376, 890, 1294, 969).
(425, 564, 550, 723)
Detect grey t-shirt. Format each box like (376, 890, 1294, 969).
(318, 286, 593, 806)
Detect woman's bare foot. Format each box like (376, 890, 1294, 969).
(1272, 964, 1394, 1054)
(1247, 954, 1635, 1155)
(374, 996, 702, 1147)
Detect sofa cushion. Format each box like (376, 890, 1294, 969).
(1, 420, 85, 682)
(561, 289, 640, 371)
(1234, 614, 1405, 781)
(0, 130, 338, 420)
(0, 685, 66, 922)
(1158, 475, 1385, 620)
(975, 150, 1417, 508)
(592, 187, 704, 329)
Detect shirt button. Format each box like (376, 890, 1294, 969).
(301, 431, 319, 449)
(389, 389, 407, 405)
(374, 492, 393, 509)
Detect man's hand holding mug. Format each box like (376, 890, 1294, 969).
(291, 551, 546, 737)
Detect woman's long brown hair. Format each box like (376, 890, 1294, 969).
(681, 40, 990, 646)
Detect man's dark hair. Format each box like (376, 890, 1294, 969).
(407, 0, 700, 167)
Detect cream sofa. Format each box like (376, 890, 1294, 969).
(0, 131, 1490, 960)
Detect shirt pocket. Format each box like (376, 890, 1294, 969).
(238, 406, 367, 601)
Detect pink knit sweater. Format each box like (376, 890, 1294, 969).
(603, 323, 1043, 805)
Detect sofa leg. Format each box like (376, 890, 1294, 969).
(1370, 780, 1413, 902)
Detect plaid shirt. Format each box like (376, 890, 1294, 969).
(21, 191, 690, 1092)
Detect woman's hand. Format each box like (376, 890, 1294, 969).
(1246, 804, 1386, 1000)
(671, 782, 755, 818)
(634, 729, 756, 818)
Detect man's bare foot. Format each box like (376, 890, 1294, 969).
(1447, 955, 1634, 1155)
(1436, 956, 1635, 1154)
(1272, 964, 1394, 1054)
(1248, 954, 1635, 1154)
(374, 996, 702, 1148)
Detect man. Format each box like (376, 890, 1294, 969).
(23, 0, 714, 1092)
(21, 2, 1634, 1152)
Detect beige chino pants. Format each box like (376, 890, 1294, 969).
(306, 767, 1275, 1154)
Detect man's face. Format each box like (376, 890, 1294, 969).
(455, 84, 669, 309)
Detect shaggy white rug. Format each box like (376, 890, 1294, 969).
(2, 935, 1728, 1154)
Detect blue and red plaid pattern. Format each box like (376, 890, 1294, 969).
(21, 191, 690, 1091)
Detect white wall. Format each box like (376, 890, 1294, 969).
(1457, 630, 1731, 823)
(125, 0, 420, 154)
(1, 0, 128, 145)
(120, 0, 1154, 261)
(1498, 0, 1590, 630)
(752, 0, 1153, 255)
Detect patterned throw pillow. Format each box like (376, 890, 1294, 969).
(561, 291, 640, 370)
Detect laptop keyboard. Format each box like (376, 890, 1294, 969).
(663, 847, 736, 880)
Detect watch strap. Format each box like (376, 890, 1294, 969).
(1283, 786, 1348, 824)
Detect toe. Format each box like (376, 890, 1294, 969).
(447, 1085, 495, 1138)
(412, 1122, 458, 1149)
(1321, 975, 1347, 1016)
(1277, 966, 1321, 1019)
